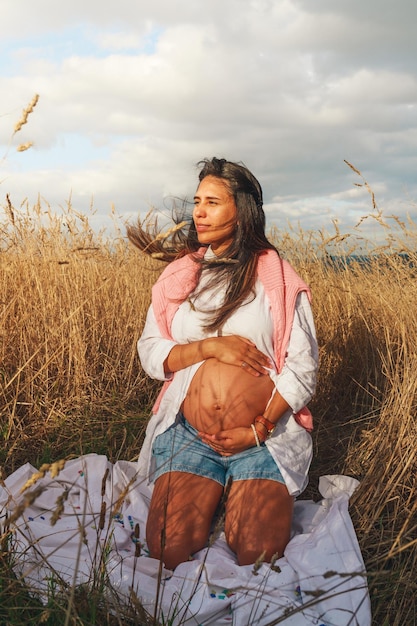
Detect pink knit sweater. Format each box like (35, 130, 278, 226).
(150, 247, 314, 431)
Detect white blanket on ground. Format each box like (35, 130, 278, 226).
(0, 454, 371, 625)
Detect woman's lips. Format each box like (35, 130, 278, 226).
(195, 224, 210, 232)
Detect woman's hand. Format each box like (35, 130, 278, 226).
(199, 426, 261, 456)
(164, 334, 272, 376)
(203, 335, 272, 377)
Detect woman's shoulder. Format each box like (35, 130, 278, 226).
(258, 250, 309, 290)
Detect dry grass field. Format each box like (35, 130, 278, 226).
(1, 192, 416, 625)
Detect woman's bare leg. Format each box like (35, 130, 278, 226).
(146, 471, 224, 570)
(224, 479, 293, 566)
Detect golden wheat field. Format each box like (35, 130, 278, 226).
(1, 193, 416, 625)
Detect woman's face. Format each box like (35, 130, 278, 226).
(193, 175, 238, 256)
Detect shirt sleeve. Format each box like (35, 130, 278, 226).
(271, 291, 319, 413)
(137, 305, 177, 381)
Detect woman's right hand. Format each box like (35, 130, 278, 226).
(203, 335, 272, 376)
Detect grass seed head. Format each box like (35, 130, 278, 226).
(13, 94, 39, 134)
(16, 142, 34, 152)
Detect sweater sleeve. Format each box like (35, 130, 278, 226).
(137, 305, 177, 381)
(270, 291, 318, 413)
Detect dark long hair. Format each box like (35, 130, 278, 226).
(127, 157, 278, 331)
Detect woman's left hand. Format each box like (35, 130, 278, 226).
(198, 427, 259, 456)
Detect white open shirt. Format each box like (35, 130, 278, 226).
(137, 267, 318, 496)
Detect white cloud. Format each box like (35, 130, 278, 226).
(0, 0, 416, 239)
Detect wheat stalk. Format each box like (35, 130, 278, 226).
(13, 94, 39, 134)
(153, 220, 187, 241)
(16, 141, 34, 152)
(20, 459, 66, 493)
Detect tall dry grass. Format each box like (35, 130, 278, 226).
(0, 189, 416, 624)
(272, 210, 417, 626)
(0, 199, 161, 472)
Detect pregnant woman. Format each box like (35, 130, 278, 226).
(127, 157, 319, 570)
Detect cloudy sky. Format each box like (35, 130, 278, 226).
(0, 0, 416, 242)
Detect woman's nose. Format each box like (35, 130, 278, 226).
(193, 203, 206, 218)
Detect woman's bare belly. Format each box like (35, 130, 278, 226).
(181, 358, 275, 433)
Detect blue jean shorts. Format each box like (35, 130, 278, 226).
(151, 414, 285, 486)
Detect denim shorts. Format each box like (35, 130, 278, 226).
(151, 414, 285, 486)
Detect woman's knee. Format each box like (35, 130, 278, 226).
(224, 478, 293, 565)
(146, 526, 189, 569)
(146, 472, 223, 568)
(227, 530, 288, 566)
(146, 514, 209, 569)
